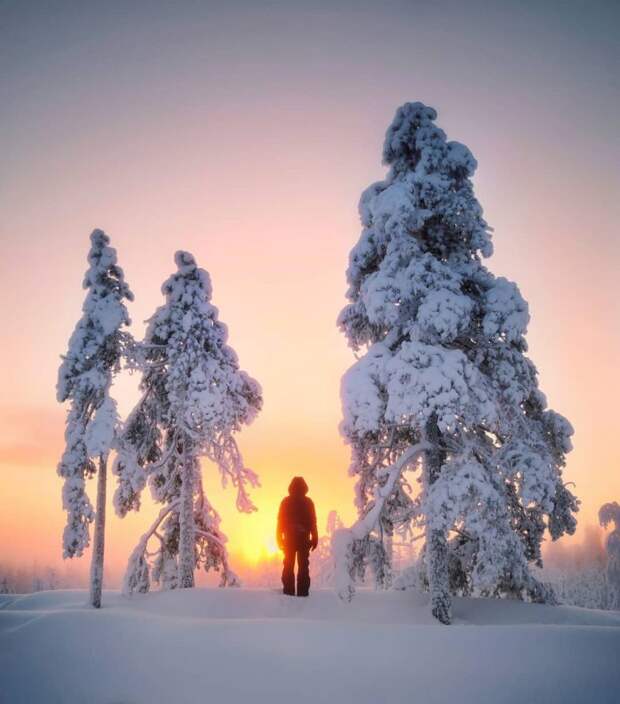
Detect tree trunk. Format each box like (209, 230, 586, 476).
(425, 416, 451, 625)
(428, 527, 451, 624)
(89, 454, 107, 608)
(385, 531, 393, 569)
(178, 440, 195, 588)
(383, 525, 393, 589)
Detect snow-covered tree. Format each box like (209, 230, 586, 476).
(307, 510, 343, 588)
(30, 567, 60, 593)
(334, 102, 578, 623)
(57, 229, 133, 608)
(542, 563, 607, 610)
(599, 502, 620, 609)
(115, 251, 262, 593)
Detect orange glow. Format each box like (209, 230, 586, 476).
(222, 498, 281, 565)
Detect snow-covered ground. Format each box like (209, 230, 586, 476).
(1, 588, 619, 704)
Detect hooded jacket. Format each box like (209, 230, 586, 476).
(277, 477, 318, 548)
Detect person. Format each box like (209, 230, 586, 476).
(276, 476, 318, 596)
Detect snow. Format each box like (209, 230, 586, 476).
(482, 277, 530, 343)
(1, 588, 619, 704)
(84, 396, 118, 458)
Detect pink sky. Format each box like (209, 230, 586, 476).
(1, 1, 618, 579)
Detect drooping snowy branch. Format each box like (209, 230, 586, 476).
(123, 500, 180, 595)
(333, 441, 428, 600)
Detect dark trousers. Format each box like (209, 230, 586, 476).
(282, 543, 310, 596)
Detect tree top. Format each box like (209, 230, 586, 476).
(383, 101, 478, 179)
(160, 250, 212, 300)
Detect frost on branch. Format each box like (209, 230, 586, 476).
(336, 102, 578, 622)
(116, 251, 261, 593)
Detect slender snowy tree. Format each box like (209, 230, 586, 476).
(599, 502, 620, 609)
(307, 511, 343, 588)
(114, 251, 262, 593)
(57, 229, 134, 608)
(334, 102, 578, 623)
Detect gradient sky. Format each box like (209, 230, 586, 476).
(1, 0, 618, 581)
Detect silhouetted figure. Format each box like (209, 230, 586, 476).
(277, 477, 318, 596)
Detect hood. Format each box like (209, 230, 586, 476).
(288, 476, 308, 497)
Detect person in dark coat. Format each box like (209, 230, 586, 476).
(276, 476, 318, 596)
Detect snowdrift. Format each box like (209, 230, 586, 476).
(1, 588, 619, 704)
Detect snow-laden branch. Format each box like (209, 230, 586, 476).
(122, 500, 179, 595)
(144, 432, 179, 473)
(352, 441, 428, 539)
(195, 527, 226, 547)
(204, 433, 260, 513)
(333, 441, 428, 601)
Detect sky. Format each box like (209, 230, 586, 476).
(1, 0, 618, 582)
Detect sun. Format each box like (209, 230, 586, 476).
(229, 508, 282, 565)
(239, 535, 280, 565)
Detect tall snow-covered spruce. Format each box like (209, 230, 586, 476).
(115, 251, 262, 593)
(57, 229, 134, 608)
(334, 102, 578, 623)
